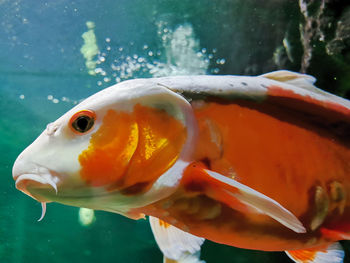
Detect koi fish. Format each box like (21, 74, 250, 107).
(12, 70, 350, 263)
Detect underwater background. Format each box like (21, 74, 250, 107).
(1, 0, 350, 262)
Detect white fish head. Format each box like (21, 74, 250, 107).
(12, 78, 196, 215)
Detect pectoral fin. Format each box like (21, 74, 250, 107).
(149, 216, 205, 263)
(285, 242, 344, 263)
(182, 163, 306, 233)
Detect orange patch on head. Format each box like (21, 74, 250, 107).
(79, 110, 138, 186)
(121, 104, 187, 189)
(79, 104, 187, 192)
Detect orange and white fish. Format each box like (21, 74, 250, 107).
(12, 70, 350, 263)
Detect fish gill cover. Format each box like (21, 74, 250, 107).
(0, 0, 350, 263)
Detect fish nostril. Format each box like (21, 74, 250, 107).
(46, 123, 59, 136)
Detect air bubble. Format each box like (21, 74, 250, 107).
(87, 23, 220, 87)
(94, 68, 103, 74)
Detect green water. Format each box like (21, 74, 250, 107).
(1, 0, 350, 262)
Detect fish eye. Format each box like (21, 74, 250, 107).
(69, 110, 96, 134)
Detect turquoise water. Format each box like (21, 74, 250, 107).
(1, 0, 350, 262)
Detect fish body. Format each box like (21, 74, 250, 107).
(12, 71, 350, 262)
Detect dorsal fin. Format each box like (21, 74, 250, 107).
(260, 70, 317, 91)
(260, 70, 350, 108)
(155, 73, 350, 130)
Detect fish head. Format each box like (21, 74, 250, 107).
(12, 79, 196, 217)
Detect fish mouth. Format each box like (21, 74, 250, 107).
(13, 157, 60, 201)
(15, 173, 59, 202)
(15, 173, 59, 222)
(15, 173, 107, 201)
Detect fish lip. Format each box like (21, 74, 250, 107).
(13, 160, 52, 181)
(14, 174, 106, 200)
(15, 173, 57, 188)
